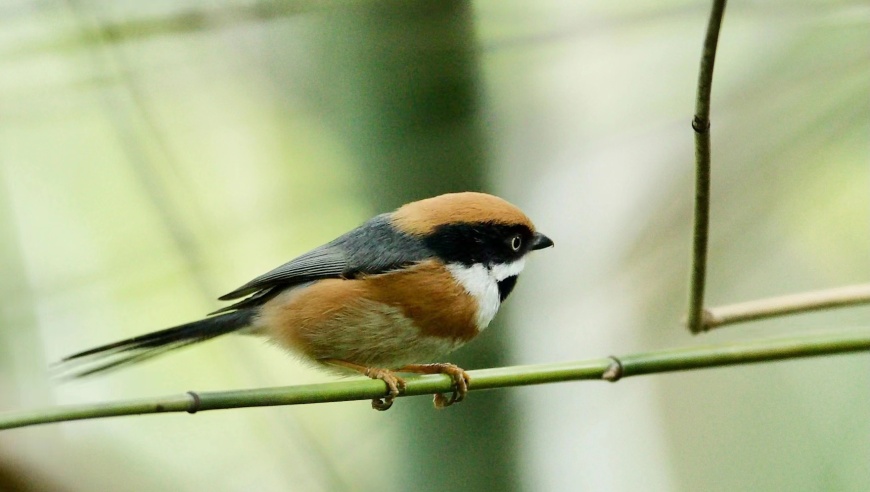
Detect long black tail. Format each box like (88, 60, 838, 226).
(55, 309, 255, 378)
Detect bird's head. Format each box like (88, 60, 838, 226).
(391, 192, 553, 303)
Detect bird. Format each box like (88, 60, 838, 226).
(57, 192, 553, 410)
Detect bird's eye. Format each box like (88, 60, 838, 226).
(510, 235, 522, 251)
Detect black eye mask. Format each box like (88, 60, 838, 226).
(424, 222, 534, 266)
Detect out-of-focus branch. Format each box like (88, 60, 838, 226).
(4, 327, 870, 431)
(4, 1, 341, 59)
(687, 0, 728, 334)
(703, 284, 870, 330)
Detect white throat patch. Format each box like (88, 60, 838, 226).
(446, 259, 526, 330)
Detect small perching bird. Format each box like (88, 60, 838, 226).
(58, 192, 553, 410)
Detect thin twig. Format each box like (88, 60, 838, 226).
(704, 284, 870, 329)
(687, 0, 728, 334)
(3, 327, 870, 431)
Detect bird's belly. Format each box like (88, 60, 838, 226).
(303, 300, 465, 368)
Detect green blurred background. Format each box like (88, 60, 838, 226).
(1, 1, 868, 490)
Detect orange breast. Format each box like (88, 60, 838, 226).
(364, 260, 479, 340)
(257, 260, 480, 367)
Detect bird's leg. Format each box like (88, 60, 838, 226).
(398, 363, 470, 409)
(322, 359, 406, 411)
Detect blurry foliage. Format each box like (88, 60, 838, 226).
(0, 0, 867, 491)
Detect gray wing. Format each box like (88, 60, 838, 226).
(217, 246, 348, 301)
(212, 213, 432, 313)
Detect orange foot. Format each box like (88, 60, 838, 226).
(323, 359, 406, 411)
(399, 363, 471, 409)
(363, 367, 406, 411)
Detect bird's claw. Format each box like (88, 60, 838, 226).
(427, 363, 470, 409)
(365, 367, 406, 411)
(360, 362, 470, 410)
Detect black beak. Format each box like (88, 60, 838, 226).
(531, 232, 554, 250)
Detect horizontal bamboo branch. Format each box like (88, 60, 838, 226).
(3, 327, 870, 431)
(703, 283, 870, 330)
